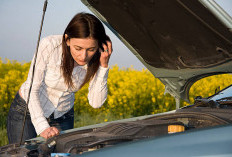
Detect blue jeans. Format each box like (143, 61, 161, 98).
(7, 92, 74, 144)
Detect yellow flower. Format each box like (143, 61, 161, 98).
(152, 97, 156, 103)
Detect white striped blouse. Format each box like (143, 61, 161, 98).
(20, 35, 109, 135)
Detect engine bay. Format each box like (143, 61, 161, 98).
(0, 108, 230, 157)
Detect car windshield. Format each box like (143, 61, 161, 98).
(210, 85, 232, 101)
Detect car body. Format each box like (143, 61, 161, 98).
(81, 0, 232, 107)
(1, 0, 232, 156)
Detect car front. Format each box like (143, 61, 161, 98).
(1, 0, 232, 156)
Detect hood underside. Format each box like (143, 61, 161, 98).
(81, 0, 232, 104)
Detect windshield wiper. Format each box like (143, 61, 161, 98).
(183, 96, 221, 108)
(187, 96, 232, 109)
(216, 97, 232, 102)
(216, 97, 232, 106)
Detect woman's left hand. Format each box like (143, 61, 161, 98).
(99, 41, 113, 68)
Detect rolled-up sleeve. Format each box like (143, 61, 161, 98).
(88, 66, 109, 108)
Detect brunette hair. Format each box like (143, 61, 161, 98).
(61, 12, 110, 89)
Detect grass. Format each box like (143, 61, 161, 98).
(0, 128, 8, 146)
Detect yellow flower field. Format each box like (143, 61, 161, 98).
(0, 58, 232, 146)
(1, 58, 232, 119)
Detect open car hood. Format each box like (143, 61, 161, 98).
(81, 0, 232, 105)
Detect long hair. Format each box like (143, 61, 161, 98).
(61, 12, 110, 89)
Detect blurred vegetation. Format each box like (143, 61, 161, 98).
(0, 58, 232, 146)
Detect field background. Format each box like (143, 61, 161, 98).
(1, 58, 232, 146)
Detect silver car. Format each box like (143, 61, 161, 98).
(1, 0, 232, 156)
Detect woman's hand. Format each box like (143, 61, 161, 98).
(40, 127, 59, 139)
(99, 41, 113, 68)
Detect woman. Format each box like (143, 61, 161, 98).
(7, 12, 112, 143)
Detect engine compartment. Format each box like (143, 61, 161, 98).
(55, 112, 228, 155)
(1, 109, 229, 157)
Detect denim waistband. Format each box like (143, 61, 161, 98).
(10, 91, 30, 115)
(13, 91, 74, 120)
(15, 92, 27, 107)
(48, 108, 74, 121)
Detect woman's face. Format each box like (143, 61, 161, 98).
(66, 37, 99, 66)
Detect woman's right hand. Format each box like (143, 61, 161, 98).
(40, 127, 60, 139)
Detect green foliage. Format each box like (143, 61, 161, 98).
(74, 65, 177, 121)
(0, 58, 232, 146)
(0, 59, 30, 116)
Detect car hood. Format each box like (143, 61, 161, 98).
(81, 0, 232, 105)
